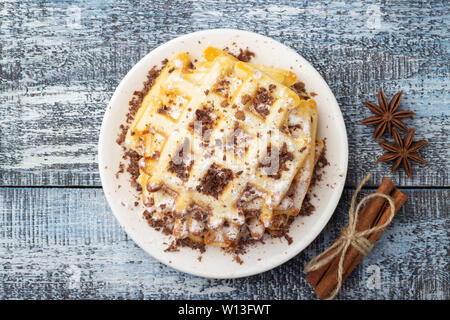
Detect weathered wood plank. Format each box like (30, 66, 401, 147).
(0, 187, 447, 299)
(0, 0, 448, 187)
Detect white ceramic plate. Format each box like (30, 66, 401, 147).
(98, 29, 348, 279)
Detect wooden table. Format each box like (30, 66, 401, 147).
(0, 1, 448, 300)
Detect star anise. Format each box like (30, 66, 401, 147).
(377, 128, 428, 178)
(362, 90, 415, 139)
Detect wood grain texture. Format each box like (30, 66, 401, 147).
(0, 187, 448, 300)
(0, 0, 448, 187)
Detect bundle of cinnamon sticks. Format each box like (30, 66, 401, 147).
(306, 177, 407, 299)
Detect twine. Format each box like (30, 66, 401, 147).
(305, 174, 396, 300)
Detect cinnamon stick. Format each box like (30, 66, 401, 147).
(306, 177, 395, 287)
(312, 186, 407, 299)
(369, 188, 407, 243)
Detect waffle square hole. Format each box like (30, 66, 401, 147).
(225, 124, 253, 158)
(138, 129, 166, 159)
(158, 90, 190, 121)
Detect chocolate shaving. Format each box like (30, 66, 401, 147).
(227, 126, 251, 157)
(116, 124, 128, 145)
(115, 64, 163, 190)
(157, 105, 170, 114)
(235, 110, 246, 121)
(117, 54, 331, 256)
(233, 255, 244, 265)
(258, 143, 294, 179)
(291, 81, 310, 100)
(223, 47, 255, 62)
(115, 163, 124, 179)
(188, 205, 209, 223)
(189, 107, 215, 142)
(127, 66, 161, 125)
(284, 234, 293, 245)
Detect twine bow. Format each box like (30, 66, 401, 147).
(305, 174, 396, 300)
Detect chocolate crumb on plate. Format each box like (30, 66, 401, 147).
(299, 143, 329, 216)
(291, 81, 311, 100)
(113, 49, 329, 258)
(241, 94, 252, 105)
(178, 238, 206, 253)
(115, 162, 124, 179)
(237, 48, 255, 62)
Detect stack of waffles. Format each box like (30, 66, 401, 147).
(125, 47, 323, 248)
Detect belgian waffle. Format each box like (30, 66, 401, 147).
(125, 47, 320, 248)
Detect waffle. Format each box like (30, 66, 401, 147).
(125, 47, 320, 248)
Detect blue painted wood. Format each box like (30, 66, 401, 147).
(0, 187, 447, 299)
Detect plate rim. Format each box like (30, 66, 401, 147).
(98, 28, 348, 279)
